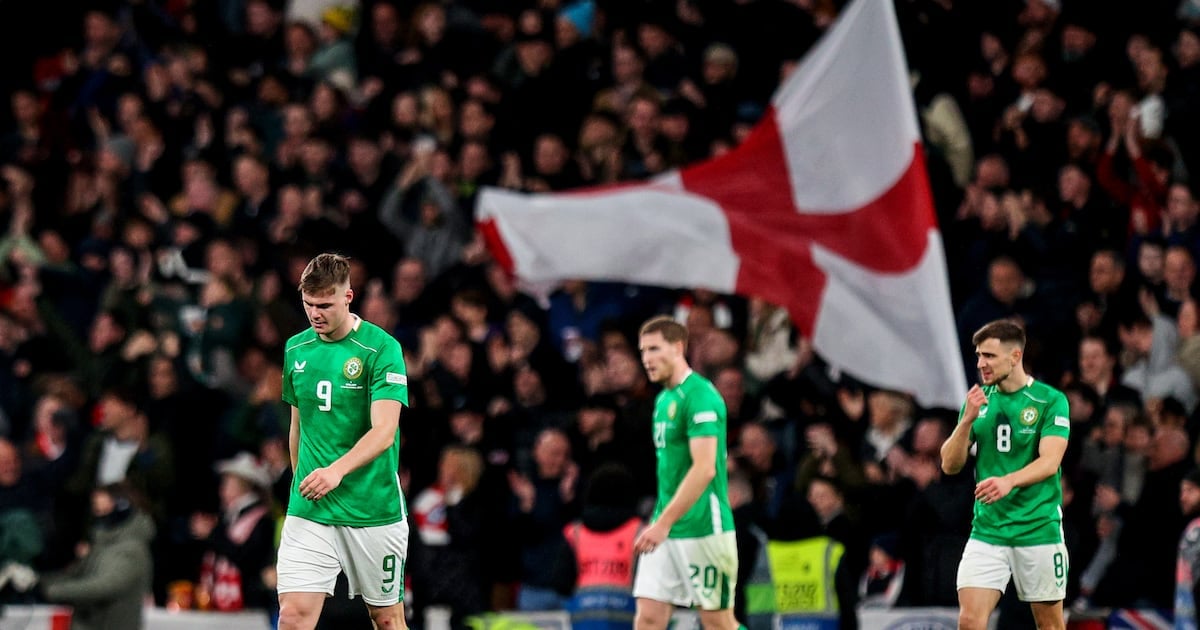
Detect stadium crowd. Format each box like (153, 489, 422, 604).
(1, 0, 1200, 627)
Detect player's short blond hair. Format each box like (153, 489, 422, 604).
(299, 253, 351, 295)
(640, 315, 688, 347)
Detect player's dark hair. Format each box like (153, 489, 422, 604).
(640, 315, 688, 347)
(972, 319, 1026, 350)
(298, 253, 351, 295)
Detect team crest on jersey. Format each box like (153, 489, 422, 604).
(667, 401, 677, 419)
(343, 357, 364, 380)
(1020, 406, 1038, 426)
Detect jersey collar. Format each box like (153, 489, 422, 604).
(670, 368, 694, 390)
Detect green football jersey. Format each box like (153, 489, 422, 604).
(651, 371, 735, 538)
(282, 316, 409, 527)
(967, 379, 1070, 546)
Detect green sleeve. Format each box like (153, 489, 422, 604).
(370, 335, 409, 405)
(281, 357, 297, 407)
(1040, 391, 1070, 440)
(685, 388, 724, 439)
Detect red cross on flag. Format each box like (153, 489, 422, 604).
(477, 0, 967, 409)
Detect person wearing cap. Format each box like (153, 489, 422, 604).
(276, 253, 411, 629)
(311, 6, 357, 94)
(190, 451, 278, 613)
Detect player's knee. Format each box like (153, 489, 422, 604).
(958, 609, 989, 630)
(277, 603, 318, 630)
(635, 609, 668, 630)
(698, 609, 737, 630)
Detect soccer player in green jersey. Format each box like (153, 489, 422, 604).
(941, 319, 1070, 630)
(276, 253, 410, 630)
(633, 316, 739, 630)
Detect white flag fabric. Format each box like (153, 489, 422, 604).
(477, 0, 967, 409)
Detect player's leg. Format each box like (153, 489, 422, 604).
(277, 517, 342, 630)
(339, 520, 410, 630)
(1029, 601, 1066, 630)
(697, 608, 739, 630)
(365, 603, 407, 630)
(632, 539, 692, 630)
(635, 598, 675, 630)
(1012, 543, 1068, 630)
(278, 593, 327, 630)
(693, 532, 740, 630)
(957, 588, 1002, 630)
(955, 539, 1010, 630)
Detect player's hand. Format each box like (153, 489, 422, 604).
(299, 466, 344, 501)
(634, 521, 669, 555)
(975, 476, 1013, 504)
(963, 385, 988, 421)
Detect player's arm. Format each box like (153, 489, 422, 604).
(976, 435, 1067, 504)
(941, 384, 987, 474)
(1003, 435, 1068, 488)
(656, 436, 718, 528)
(289, 406, 300, 473)
(298, 399, 401, 501)
(329, 399, 402, 477)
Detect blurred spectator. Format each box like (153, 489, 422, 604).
(40, 483, 155, 630)
(569, 394, 652, 499)
(795, 422, 866, 530)
(311, 7, 357, 92)
(1093, 423, 1192, 608)
(509, 427, 579, 611)
(1164, 184, 1200, 260)
(562, 464, 642, 630)
(735, 421, 794, 527)
(593, 44, 654, 117)
(673, 289, 746, 341)
(1081, 249, 1136, 341)
(190, 452, 277, 613)
(1163, 245, 1198, 319)
(806, 475, 865, 630)
(0, 438, 45, 570)
(21, 392, 82, 493)
(1096, 111, 1171, 236)
(65, 386, 175, 530)
(378, 137, 470, 281)
(410, 445, 489, 627)
(1178, 300, 1200, 398)
(1175, 467, 1200, 628)
(1076, 335, 1141, 408)
(896, 448, 972, 607)
(1135, 235, 1168, 301)
(957, 256, 1042, 373)
(860, 389, 915, 481)
(858, 533, 905, 609)
(1080, 403, 1142, 496)
(547, 281, 627, 363)
(728, 471, 766, 623)
(1117, 304, 1197, 411)
(743, 298, 798, 388)
(713, 364, 760, 436)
